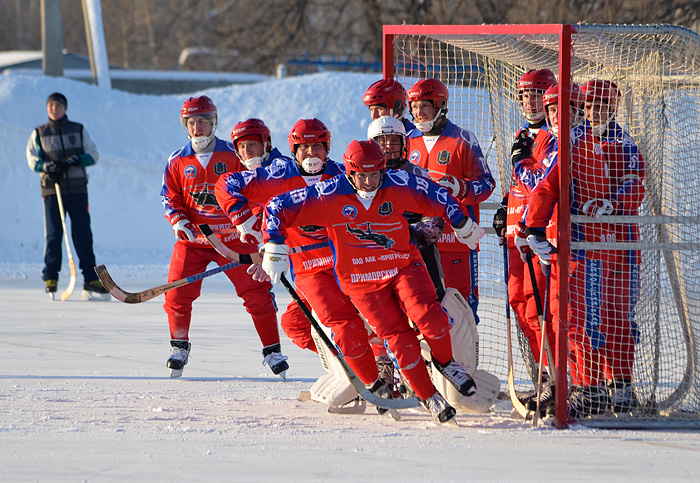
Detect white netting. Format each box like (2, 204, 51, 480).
(391, 24, 700, 426)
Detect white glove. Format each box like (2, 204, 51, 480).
(172, 219, 196, 242)
(581, 198, 615, 219)
(247, 263, 271, 283)
(237, 215, 264, 245)
(514, 230, 531, 262)
(453, 218, 485, 250)
(261, 243, 289, 284)
(438, 174, 468, 199)
(527, 234, 553, 265)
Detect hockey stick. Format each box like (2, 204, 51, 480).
(54, 183, 76, 301)
(94, 260, 245, 304)
(504, 243, 531, 420)
(198, 223, 330, 262)
(280, 273, 419, 411)
(526, 254, 555, 427)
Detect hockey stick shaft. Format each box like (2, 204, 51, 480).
(198, 223, 330, 262)
(504, 243, 531, 419)
(94, 260, 242, 304)
(526, 255, 554, 426)
(54, 183, 76, 301)
(279, 273, 419, 410)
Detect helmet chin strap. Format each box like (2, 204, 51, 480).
(189, 120, 217, 152)
(415, 109, 443, 132)
(347, 173, 383, 200)
(591, 116, 613, 137)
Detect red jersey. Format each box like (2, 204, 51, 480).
(505, 126, 557, 248)
(263, 170, 468, 295)
(215, 159, 344, 279)
(160, 137, 255, 253)
(407, 119, 495, 252)
(526, 124, 613, 255)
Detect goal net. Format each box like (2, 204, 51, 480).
(385, 24, 700, 428)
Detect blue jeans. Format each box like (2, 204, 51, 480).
(42, 192, 97, 283)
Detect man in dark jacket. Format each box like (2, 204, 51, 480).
(26, 92, 108, 300)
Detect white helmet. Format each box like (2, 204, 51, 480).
(367, 115, 406, 140)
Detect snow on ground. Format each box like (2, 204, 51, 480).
(1, 73, 700, 480)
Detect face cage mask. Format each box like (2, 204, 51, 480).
(590, 116, 614, 137)
(241, 148, 270, 170)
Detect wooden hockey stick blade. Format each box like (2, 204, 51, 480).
(55, 183, 76, 301)
(94, 260, 242, 304)
(280, 273, 420, 410)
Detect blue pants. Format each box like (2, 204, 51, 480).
(42, 192, 97, 283)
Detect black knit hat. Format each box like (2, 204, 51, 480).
(47, 92, 67, 109)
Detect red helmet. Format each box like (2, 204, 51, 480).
(407, 78, 449, 111)
(180, 96, 217, 120)
(580, 79, 620, 114)
(518, 69, 557, 94)
(343, 140, 386, 173)
(288, 118, 331, 156)
(363, 78, 407, 115)
(231, 118, 272, 153)
(543, 83, 584, 109)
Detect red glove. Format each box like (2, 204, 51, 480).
(236, 214, 263, 245)
(438, 174, 469, 199)
(172, 219, 196, 242)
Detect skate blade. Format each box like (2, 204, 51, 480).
(82, 290, 111, 301)
(276, 370, 287, 381)
(441, 416, 459, 427)
(385, 409, 401, 421)
(47, 292, 56, 301)
(170, 369, 183, 378)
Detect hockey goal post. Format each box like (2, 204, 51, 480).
(383, 23, 700, 429)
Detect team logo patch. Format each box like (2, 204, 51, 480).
(342, 205, 358, 220)
(346, 222, 395, 249)
(189, 189, 219, 208)
(436, 150, 451, 165)
(184, 165, 197, 179)
(213, 162, 227, 176)
(409, 150, 421, 164)
(378, 201, 392, 217)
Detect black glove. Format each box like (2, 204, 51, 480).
(63, 154, 80, 167)
(43, 160, 62, 181)
(492, 205, 507, 246)
(511, 130, 534, 165)
(409, 216, 445, 249)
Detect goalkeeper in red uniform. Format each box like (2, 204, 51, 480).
(260, 139, 485, 424)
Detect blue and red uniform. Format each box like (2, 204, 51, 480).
(263, 170, 471, 399)
(525, 124, 615, 387)
(407, 119, 495, 320)
(161, 137, 279, 347)
(216, 159, 379, 384)
(506, 125, 557, 363)
(597, 121, 645, 382)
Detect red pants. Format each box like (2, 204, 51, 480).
(508, 248, 556, 368)
(349, 255, 452, 399)
(282, 270, 377, 384)
(440, 250, 479, 324)
(163, 242, 279, 347)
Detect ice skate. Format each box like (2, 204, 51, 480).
(82, 279, 110, 301)
(607, 378, 639, 414)
(167, 340, 191, 378)
(367, 378, 401, 420)
(421, 391, 457, 425)
(375, 355, 395, 395)
(524, 375, 555, 416)
(45, 279, 57, 301)
(262, 343, 289, 380)
(431, 357, 477, 397)
(568, 384, 608, 419)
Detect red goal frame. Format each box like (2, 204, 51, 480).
(383, 24, 578, 428)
